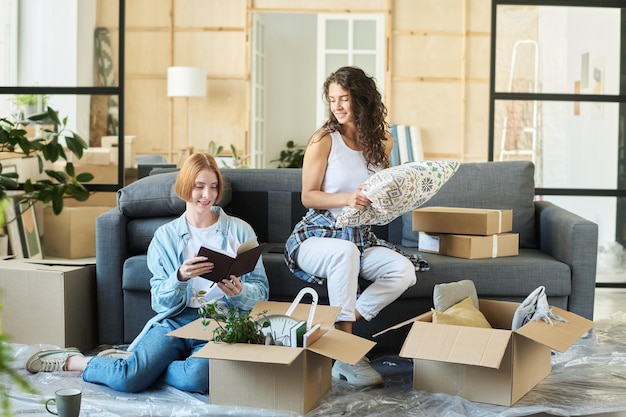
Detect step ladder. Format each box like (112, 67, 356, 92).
(499, 40, 539, 169)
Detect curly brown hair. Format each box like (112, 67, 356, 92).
(321, 66, 390, 170)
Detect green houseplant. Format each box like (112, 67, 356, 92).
(0, 107, 93, 214)
(0, 107, 92, 416)
(270, 140, 305, 168)
(10, 94, 49, 119)
(197, 300, 268, 344)
(208, 141, 249, 169)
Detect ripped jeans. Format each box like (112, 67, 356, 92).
(82, 308, 208, 393)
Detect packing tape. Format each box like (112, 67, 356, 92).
(498, 210, 502, 233)
(492, 234, 498, 258)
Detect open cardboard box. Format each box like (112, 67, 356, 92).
(168, 299, 376, 414)
(375, 299, 594, 406)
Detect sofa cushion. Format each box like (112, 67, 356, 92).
(404, 161, 537, 249)
(335, 161, 460, 227)
(117, 170, 232, 218)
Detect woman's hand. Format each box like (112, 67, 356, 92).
(347, 185, 371, 210)
(177, 255, 212, 281)
(218, 275, 243, 296)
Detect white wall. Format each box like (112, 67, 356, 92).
(262, 13, 317, 168)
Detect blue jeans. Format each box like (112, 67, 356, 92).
(82, 308, 209, 393)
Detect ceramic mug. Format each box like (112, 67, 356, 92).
(45, 388, 81, 417)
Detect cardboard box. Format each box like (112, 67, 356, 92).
(375, 299, 593, 406)
(0, 260, 97, 351)
(62, 192, 117, 208)
(101, 135, 136, 169)
(169, 300, 376, 414)
(412, 207, 513, 235)
(52, 161, 119, 184)
(69, 147, 112, 165)
(419, 232, 519, 259)
(43, 206, 111, 258)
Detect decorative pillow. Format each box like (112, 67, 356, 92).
(432, 297, 491, 328)
(433, 279, 479, 312)
(335, 161, 460, 227)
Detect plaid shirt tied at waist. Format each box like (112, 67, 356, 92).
(285, 209, 428, 285)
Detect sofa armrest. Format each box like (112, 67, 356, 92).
(535, 200, 598, 319)
(95, 207, 129, 345)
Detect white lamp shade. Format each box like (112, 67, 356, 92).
(167, 66, 207, 97)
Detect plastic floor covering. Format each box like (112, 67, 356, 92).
(4, 312, 626, 417)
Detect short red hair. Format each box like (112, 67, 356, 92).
(174, 153, 224, 203)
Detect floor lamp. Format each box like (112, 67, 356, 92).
(167, 66, 207, 162)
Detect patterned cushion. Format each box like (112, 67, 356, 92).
(335, 161, 460, 227)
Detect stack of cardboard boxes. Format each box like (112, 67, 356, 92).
(412, 206, 519, 259)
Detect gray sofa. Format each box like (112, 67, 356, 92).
(95, 161, 598, 354)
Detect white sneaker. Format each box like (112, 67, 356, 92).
(332, 357, 383, 386)
(97, 348, 133, 359)
(25, 348, 83, 373)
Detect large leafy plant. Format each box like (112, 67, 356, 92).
(0, 107, 93, 215)
(198, 300, 268, 344)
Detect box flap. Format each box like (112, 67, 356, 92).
(372, 311, 431, 338)
(167, 318, 218, 341)
(194, 341, 304, 365)
(24, 257, 97, 266)
(399, 321, 512, 369)
(514, 306, 594, 352)
(306, 328, 376, 365)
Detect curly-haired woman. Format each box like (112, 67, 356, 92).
(285, 66, 417, 386)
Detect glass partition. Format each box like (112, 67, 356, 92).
(494, 5, 620, 96)
(494, 99, 620, 189)
(491, 2, 625, 286)
(0, 0, 124, 188)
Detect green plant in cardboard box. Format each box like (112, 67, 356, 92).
(197, 299, 269, 344)
(0, 106, 93, 215)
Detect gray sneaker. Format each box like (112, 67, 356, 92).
(25, 348, 83, 373)
(332, 357, 383, 386)
(97, 348, 133, 359)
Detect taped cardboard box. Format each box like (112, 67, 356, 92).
(375, 299, 593, 406)
(0, 260, 97, 351)
(43, 206, 111, 258)
(419, 232, 519, 259)
(412, 207, 513, 236)
(168, 300, 375, 414)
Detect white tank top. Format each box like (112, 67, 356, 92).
(323, 130, 370, 218)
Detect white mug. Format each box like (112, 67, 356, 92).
(45, 388, 81, 417)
